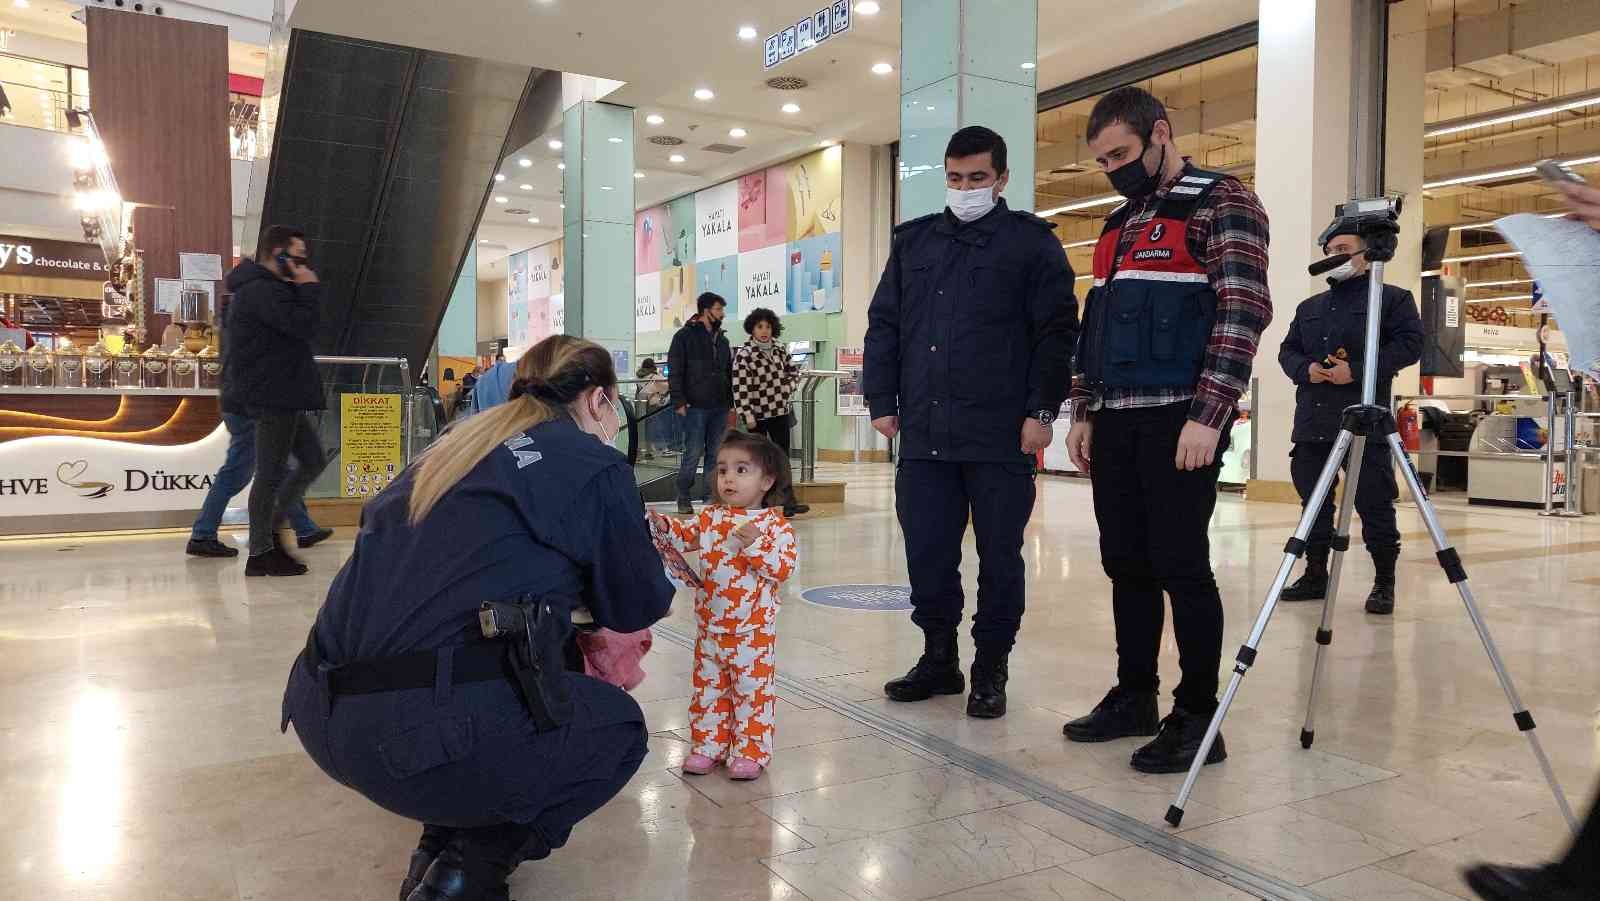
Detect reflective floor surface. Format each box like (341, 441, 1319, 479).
(1, 464, 1594, 899)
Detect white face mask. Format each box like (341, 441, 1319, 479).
(1326, 261, 1359, 283)
(946, 186, 998, 223)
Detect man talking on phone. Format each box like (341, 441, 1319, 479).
(224, 225, 329, 577)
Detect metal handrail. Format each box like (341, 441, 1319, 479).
(795, 371, 844, 483)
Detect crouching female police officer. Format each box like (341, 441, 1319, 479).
(281, 335, 674, 901)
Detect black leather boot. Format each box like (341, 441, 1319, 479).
(406, 829, 522, 901)
(1365, 545, 1398, 615)
(966, 653, 1008, 719)
(400, 826, 454, 901)
(884, 630, 964, 702)
(1063, 686, 1159, 742)
(1281, 546, 1329, 602)
(1130, 707, 1227, 774)
(1463, 863, 1586, 901)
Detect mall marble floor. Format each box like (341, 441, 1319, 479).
(1, 464, 1595, 900)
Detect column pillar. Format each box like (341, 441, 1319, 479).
(1384, 0, 1427, 401)
(561, 101, 635, 367)
(1248, 0, 1357, 498)
(898, 0, 1037, 220)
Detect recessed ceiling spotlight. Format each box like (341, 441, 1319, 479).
(737, 25, 758, 40)
(518, 158, 532, 168)
(645, 113, 665, 125)
(729, 127, 748, 139)
(871, 62, 893, 75)
(528, 217, 540, 224)
(855, 1, 880, 14)
(494, 196, 508, 203)
(669, 153, 686, 163)
(494, 174, 506, 182)
(781, 102, 801, 114)
(519, 183, 533, 190)
(557, 162, 566, 170)
(547, 139, 563, 150)
(14, 0, 31, 8)
(608, 136, 623, 143)
(694, 88, 715, 101)
(600, 185, 614, 191)
(1020, 62, 1036, 70)
(634, 171, 645, 179)
(819, 139, 836, 148)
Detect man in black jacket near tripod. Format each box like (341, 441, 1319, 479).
(226, 225, 328, 577)
(667, 292, 734, 515)
(1277, 225, 1422, 614)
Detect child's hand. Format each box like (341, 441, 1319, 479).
(729, 520, 761, 552)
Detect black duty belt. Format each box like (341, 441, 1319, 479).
(302, 628, 510, 696)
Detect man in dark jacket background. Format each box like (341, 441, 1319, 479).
(226, 225, 327, 577)
(1277, 224, 1422, 615)
(667, 292, 734, 515)
(863, 125, 1079, 719)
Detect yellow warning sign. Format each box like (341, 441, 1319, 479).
(340, 393, 402, 498)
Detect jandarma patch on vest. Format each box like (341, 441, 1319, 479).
(1132, 248, 1174, 261)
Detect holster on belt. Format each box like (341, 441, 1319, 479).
(484, 593, 576, 732)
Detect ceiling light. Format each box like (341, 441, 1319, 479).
(494, 173, 506, 182)
(729, 127, 748, 139)
(518, 158, 532, 168)
(1021, 62, 1036, 70)
(13, 0, 30, 8)
(1466, 278, 1533, 289)
(669, 153, 686, 163)
(871, 62, 893, 75)
(528, 217, 540, 224)
(1425, 88, 1600, 139)
(1424, 154, 1600, 189)
(1062, 238, 1098, 248)
(608, 136, 623, 143)
(737, 25, 758, 40)
(479, 239, 489, 243)
(926, 105, 936, 111)
(519, 183, 533, 190)
(600, 185, 614, 191)
(646, 114, 665, 125)
(781, 102, 801, 114)
(1036, 194, 1123, 216)
(494, 196, 508, 204)
(694, 88, 715, 101)
(856, 1, 880, 14)
(1442, 250, 1522, 264)
(547, 139, 563, 150)
(1465, 294, 1535, 304)
(634, 171, 645, 179)
(818, 139, 836, 148)
(557, 162, 566, 170)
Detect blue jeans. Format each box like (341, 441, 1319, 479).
(676, 407, 728, 503)
(191, 413, 318, 540)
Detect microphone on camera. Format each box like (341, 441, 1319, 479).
(1308, 252, 1352, 276)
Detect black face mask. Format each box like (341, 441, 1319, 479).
(1105, 138, 1166, 200)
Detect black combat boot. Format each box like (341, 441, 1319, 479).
(406, 833, 515, 901)
(400, 826, 454, 901)
(1063, 686, 1159, 742)
(1281, 545, 1329, 602)
(1365, 545, 1398, 615)
(966, 652, 1008, 719)
(884, 630, 964, 702)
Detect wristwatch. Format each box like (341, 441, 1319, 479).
(1030, 409, 1057, 426)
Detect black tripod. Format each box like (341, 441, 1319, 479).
(1164, 198, 1577, 832)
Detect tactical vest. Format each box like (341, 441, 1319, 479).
(1078, 167, 1225, 390)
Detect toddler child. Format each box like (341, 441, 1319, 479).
(649, 431, 797, 780)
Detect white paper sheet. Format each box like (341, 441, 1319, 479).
(1494, 213, 1600, 378)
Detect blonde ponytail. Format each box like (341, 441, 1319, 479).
(407, 335, 617, 525)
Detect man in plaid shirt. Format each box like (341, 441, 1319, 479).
(1062, 86, 1271, 775)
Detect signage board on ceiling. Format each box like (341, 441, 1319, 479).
(0, 236, 110, 281)
(766, 4, 851, 70)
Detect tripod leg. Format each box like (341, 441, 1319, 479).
(1301, 434, 1366, 749)
(1166, 431, 1356, 827)
(1385, 433, 1578, 832)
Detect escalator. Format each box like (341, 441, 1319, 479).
(243, 30, 561, 373)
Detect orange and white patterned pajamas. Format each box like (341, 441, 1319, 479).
(651, 506, 796, 767)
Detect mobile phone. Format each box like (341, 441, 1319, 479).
(1535, 160, 1587, 186)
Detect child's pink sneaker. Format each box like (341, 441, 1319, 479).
(682, 753, 716, 776)
(727, 758, 764, 781)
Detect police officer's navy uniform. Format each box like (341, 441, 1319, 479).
(282, 416, 673, 897)
(863, 198, 1078, 714)
(1277, 272, 1422, 609)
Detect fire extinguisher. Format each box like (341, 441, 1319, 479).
(1397, 403, 1421, 452)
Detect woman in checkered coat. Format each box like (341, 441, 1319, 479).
(733, 308, 808, 516)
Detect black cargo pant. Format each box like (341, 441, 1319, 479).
(895, 459, 1037, 658)
(1090, 402, 1232, 715)
(247, 409, 326, 556)
(1290, 439, 1400, 554)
